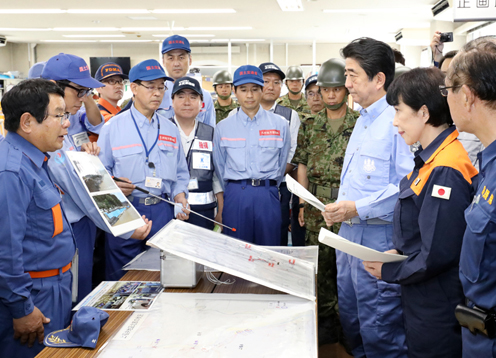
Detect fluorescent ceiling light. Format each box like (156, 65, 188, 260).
(63, 34, 126, 38)
(0, 9, 66, 14)
(186, 27, 252, 31)
(323, 7, 429, 14)
(53, 27, 119, 31)
(189, 40, 210, 43)
(100, 40, 152, 42)
(231, 39, 265, 42)
(0, 28, 52, 31)
(152, 9, 235, 14)
(210, 39, 230, 42)
(277, 0, 304, 11)
(120, 27, 184, 31)
(67, 9, 149, 14)
(42, 40, 98, 42)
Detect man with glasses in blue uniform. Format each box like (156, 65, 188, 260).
(98, 59, 190, 280)
(213, 65, 291, 245)
(41, 53, 104, 150)
(0, 79, 76, 358)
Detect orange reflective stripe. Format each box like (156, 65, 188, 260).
(51, 204, 63, 238)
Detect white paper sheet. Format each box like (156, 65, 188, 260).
(285, 174, 326, 211)
(98, 293, 317, 358)
(318, 228, 407, 263)
(147, 220, 316, 301)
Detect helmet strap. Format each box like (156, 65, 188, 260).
(217, 94, 231, 101)
(324, 94, 348, 111)
(288, 89, 301, 95)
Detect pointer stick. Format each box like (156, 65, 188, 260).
(112, 177, 236, 232)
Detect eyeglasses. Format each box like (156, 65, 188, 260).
(138, 83, 167, 93)
(439, 85, 460, 97)
(64, 83, 93, 98)
(47, 112, 70, 124)
(103, 78, 126, 86)
(306, 91, 321, 98)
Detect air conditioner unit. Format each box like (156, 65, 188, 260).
(0, 36, 7, 47)
(432, 0, 450, 17)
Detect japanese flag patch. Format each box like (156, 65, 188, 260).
(432, 184, 451, 200)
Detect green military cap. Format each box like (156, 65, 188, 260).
(213, 70, 233, 85)
(285, 66, 304, 80)
(316, 58, 346, 88)
(394, 66, 411, 80)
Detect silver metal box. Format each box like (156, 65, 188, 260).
(160, 250, 203, 288)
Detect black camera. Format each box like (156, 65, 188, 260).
(440, 32, 453, 43)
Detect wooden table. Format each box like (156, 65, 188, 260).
(37, 270, 285, 358)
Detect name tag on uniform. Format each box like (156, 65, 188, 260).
(145, 176, 162, 189)
(192, 152, 211, 170)
(188, 178, 199, 190)
(72, 132, 90, 148)
(192, 139, 212, 152)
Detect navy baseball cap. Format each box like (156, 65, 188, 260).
(41, 53, 103, 88)
(129, 59, 173, 82)
(161, 35, 191, 54)
(28, 61, 46, 79)
(305, 74, 318, 88)
(233, 65, 264, 87)
(95, 62, 128, 82)
(172, 76, 202, 97)
(259, 62, 286, 81)
(44, 307, 109, 349)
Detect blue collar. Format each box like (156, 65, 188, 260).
(359, 95, 389, 120)
(5, 132, 47, 169)
(130, 103, 157, 128)
(238, 105, 263, 126)
(480, 138, 496, 172)
(415, 126, 457, 166)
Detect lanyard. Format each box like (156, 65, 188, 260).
(185, 124, 200, 169)
(130, 111, 160, 163)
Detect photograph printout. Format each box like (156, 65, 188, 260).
(66, 151, 144, 237)
(73, 281, 163, 311)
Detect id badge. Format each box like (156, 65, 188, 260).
(145, 176, 162, 189)
(72, 132, 90, 148)
(188, 178, 199, 190)
(192, 152, 211, 170)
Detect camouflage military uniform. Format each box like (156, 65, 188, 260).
(214, 99, 238, 124)
(276, 93, 311, 122)
(293, 106, 358, 346)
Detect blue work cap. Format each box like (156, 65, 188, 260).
(172, 76, 202, 97)
(233, 65, 264, 87)
(129, 59, 173, 82)
(305, 74, 318, 88)
(28, 61, 46, 79)
(259, 62, 286, 81)
(95, 62, 128, 81)
(44, 307, 109, 349)
(41, 53, 103, 88)
(161, 35, 191, 54)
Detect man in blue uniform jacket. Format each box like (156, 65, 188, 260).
(213, 65, 291, 245)
(0, 79, 76, 358)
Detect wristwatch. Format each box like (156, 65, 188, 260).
(298, 203, 305, 209)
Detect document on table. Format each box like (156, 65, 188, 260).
(285, 174, 325, 211)
(318, 228, 408, 263)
